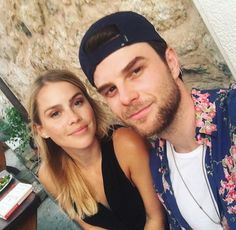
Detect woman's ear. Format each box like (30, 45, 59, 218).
(165, 47, 181, 80)
(34, 123, 49, 139)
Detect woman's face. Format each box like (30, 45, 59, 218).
(35, 81, 97, 153)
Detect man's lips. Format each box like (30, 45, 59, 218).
(69, 125, 88, 136)
(128, 104, 152, 121)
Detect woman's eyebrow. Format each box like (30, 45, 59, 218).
(44, 91, 83, 114)
(69, 91, 83, 103)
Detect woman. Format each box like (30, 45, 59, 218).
(28, 70, 165, 229)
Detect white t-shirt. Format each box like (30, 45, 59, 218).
(166, 141, 222, 230)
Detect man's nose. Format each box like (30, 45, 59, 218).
(119, 87, 139, 106)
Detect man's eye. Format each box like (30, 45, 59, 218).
(131, 66, 142, 77)
(105, 86, 117, 97)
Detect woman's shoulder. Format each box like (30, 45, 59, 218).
(112, 127, 149, 164)
(38, 162, 57, 196)
(38, 161, 50, 179)
(113, 127, 148, 149)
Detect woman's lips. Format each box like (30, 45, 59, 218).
(69, 125, 88, 136)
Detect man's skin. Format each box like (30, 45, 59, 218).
(93, 42, 198, 153)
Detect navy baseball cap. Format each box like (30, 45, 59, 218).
(79, 11, 167, 86)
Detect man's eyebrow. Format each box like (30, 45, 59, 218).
(97, 83, 112, 94)
(44, 91, 83, 114)
(97, 56, 145, 94)
(121, 56, 145, 74)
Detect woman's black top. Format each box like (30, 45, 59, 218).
(83, 133, 146, 229)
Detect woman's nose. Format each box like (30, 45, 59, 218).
(68, 109, 81, 125)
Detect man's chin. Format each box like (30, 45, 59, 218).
(128, 123, 157, 137)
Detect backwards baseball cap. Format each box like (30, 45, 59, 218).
(79, 11, 167, 86)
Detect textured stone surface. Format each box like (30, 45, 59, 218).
(0, 0, 234, 111)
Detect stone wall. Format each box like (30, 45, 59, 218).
(0, 0, 234, 111)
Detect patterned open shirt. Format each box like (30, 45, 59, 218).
(150, 84, 236, 229)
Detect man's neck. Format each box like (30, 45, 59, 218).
(160, 85, 198, 153)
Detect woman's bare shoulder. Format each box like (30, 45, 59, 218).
(38, 162, 57, 196)
(38, 161, 50, 181)
(112, 127, 150, 170)
(113, 127, 149, 156)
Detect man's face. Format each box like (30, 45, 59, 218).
(94, 42, 180, 137)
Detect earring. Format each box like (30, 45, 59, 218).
(44, 135, 49, 139)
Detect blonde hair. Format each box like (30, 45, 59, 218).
(28, 70, 111, 219)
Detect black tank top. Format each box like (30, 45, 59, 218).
(83, 132, 146, 229)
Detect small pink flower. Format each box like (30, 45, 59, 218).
(232, 171, 236, 183)
(202, 113, 211, 120)
(225, 157, 233, 167)
(204, 124, 217, 135)
(208, 111, 216, 118)
(219, 89, 227, 93)
(201, 98, 209, 104)
(230, 83, 236, 89)
(230, 191, 236, 199)
(163, 179, 170, 192)
(197, 139, 203, 145)
(192, 97, 197, 103)
(199, 93, 210, 99)
(228, 205, 236, 214)
(219, 187, 224, 195)
(196, 120, 204, 127)
(210, 124, 217, 131)
(195, 106, 202, 112)
(230, 146, 236, 155)
(222, 216, 230, 230)
(202, 102, 210, 108)
(192, 89, 199, 95)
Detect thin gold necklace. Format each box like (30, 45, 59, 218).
(170, 144, 222, 226)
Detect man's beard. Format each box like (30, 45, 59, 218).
(120, 80, 181, 137)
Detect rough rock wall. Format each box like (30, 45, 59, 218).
(0, 0, 234, 112)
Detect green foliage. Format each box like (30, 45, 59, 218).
(0, 107, 30, 152)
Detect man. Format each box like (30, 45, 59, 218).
(79, 11, 236, 229)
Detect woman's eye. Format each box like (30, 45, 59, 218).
(74, 99, 83, 106)
(50, 111, 60, 118)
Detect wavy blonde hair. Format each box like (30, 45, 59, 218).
(28, 70, 112, 219)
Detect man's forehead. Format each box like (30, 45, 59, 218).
(94, 43, 150, 85)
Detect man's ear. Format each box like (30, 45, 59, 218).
(165, 48, 180, 80)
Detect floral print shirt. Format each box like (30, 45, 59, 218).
(149, 84, 236, 229)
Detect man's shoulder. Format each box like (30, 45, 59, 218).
(192, 83, 236, 96)
(192, 84, 236, 110)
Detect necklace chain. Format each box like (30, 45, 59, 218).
(170, 144, 222, 226)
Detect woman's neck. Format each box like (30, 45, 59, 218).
(65, 138, 102, 169)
